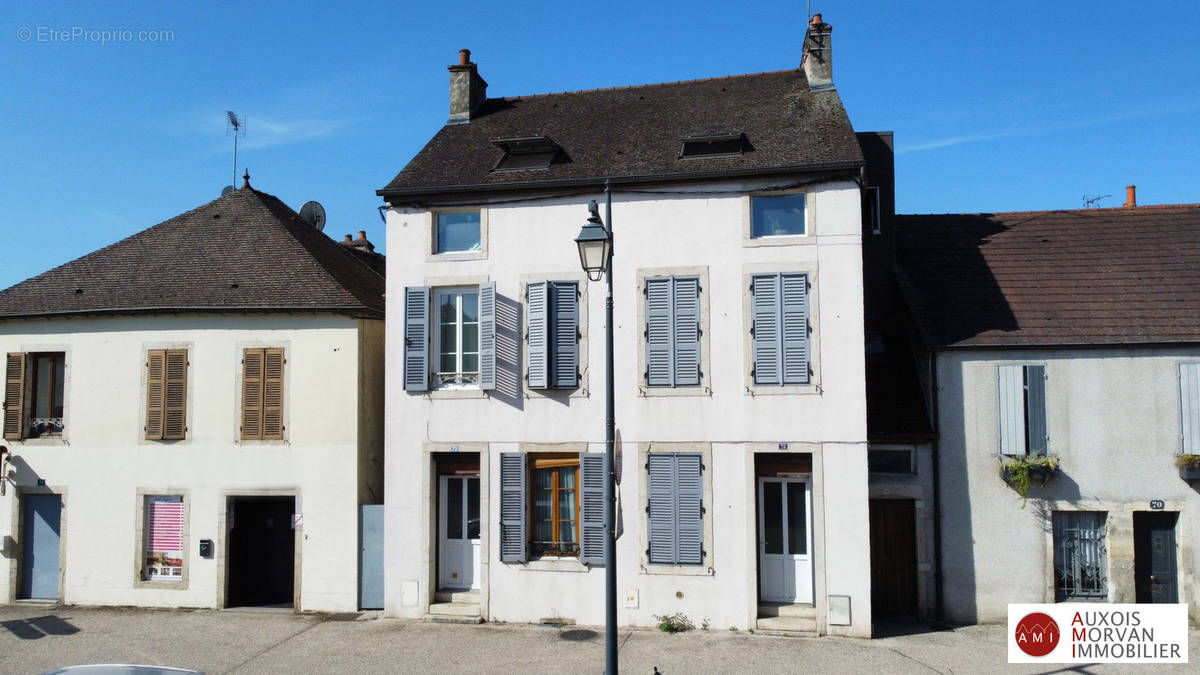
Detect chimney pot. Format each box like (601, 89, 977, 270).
(811, 13, 822, 24)
(343, 234, 352, 242)
(459, 49, 471, 66)
(357, 230, 367, 240)
(1124, 184, 1137, 208)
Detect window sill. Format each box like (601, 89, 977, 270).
(428, 388, 488, 400)
(525, 387, 590, 400)
(426, 250, 487, 263)
(8, 436, 69, 446)
(640, 562, 713, 577)
(517, 558, 590, 573)
(744, 382, 821, 396)
(743, 234, 815, 248)
(134, 579, 189, 591)
(639, 385, 711, 398)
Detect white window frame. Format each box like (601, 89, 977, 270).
(743, 190, 815, 247)
(433, 286, 481, 389)
(428, 208, 488, 261)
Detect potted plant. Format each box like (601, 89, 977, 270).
(1000, 455, 1060, 505)
(1175, 454, 1200, 480)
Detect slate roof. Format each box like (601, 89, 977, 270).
(894, 205, 1200, 348)
(0, 186, 385, 320)
(379, 69, 863, 199)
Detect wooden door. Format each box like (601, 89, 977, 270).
(870, 499, 917, 617)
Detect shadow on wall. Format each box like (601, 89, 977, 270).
(0, 615, 80, 640)
(491, 293, 523, 410)
(936, 360, 977, 624)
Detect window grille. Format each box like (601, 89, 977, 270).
(1053, 511, 1107, 601)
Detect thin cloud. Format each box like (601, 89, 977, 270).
(898, 97, 1200, 154)
(237, 115, 358, 150)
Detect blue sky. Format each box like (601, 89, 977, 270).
(3, 1, 1198, 290)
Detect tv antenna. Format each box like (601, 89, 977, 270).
(226, 111, 246, 193)
(1082, 193, 1110, 209)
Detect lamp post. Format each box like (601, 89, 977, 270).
(574, 180, 616, 674)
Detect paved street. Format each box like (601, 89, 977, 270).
(0, 604, 1196, 674)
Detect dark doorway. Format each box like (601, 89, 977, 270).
(227, 496, 295, 608)
(1134, 512, 1178, 603)
(870, 498, 917, 617)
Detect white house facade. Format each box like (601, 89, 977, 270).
(0, 182, 385, 612)
(381, 17, 874, 636)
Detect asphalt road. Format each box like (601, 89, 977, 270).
(0, 605, 1195, 674)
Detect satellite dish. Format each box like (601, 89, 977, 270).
(221, 185, 235, 197)
(299, 201, 326, 231)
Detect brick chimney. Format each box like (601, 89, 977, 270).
(802, 13, 833, 90)
(1123, 184, 1137, 207)
(448, 48, 488, 124)
(341, 230, 376, 254)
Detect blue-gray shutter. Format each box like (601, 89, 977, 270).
(645, 277, 674, 386)
(780, 273, 810, 385)
(751, 274, 781, 385)
(1025, 365, 1048, 455)
(672, 277, 701, 386)
(674, 454, 703, 565)
(479, 282, 496, 390)
(1181, 363, 1200, 454)
(526, 281, 549, 389)
(997, 364, 1025, 455)
(551, 281, 579, 389)
(403, 286, 429, 391)
(499, 452, 526, 563)
(579, 453, 605, 565)
(646, 454, 676, 564)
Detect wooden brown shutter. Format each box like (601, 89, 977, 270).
(145, 350, 166, 440)
(4, 353, 25, 440)
(262, 348, 284, 439)
(241, 349, 264, 439)
(163, 349, 188, 440)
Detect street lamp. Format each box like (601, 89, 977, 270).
(575, 181, 617, 674)
(574, 200, 611, 281)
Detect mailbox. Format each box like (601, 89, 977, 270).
(199, 539, 214, 558)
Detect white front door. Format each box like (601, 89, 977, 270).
(758, 476, 813, 603)
(438, 475, 480, 590)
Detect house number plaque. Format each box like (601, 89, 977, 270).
(1149, 500, 1165, 510)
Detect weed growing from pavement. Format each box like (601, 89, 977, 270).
(654, 613, 695, 633)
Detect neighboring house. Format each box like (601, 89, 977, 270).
(893, 198, 1200, 624)
(0, 179, 385, 612)
(379, 16, 874, 636)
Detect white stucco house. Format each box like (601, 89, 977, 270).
(379, 16, 875, 636)
(0, 177, 385, 612)
(892, 198, 1200, 624)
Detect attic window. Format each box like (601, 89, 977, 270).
(491, 136, 560, 172)
(679, 132, 745, 159)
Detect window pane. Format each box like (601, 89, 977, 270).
(786, 481, 807, 555)
(461, 293, 479, 324)
(461, 354, 479, 373)
(436, 212, 482, 253)
(35, 356, 52, 418)
(439, 354, 456, 373)
(440, 295, 456, 322)
(445, 478, 463, 540)
(52, 356, 64, 417)
(462, 323, 479, 354)
(1052, 511, 1107, 600)
(752, 194, 806, 237)
(467, 478, 480, 539)
(762, 482, 783, 554)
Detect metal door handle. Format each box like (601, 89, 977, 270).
(1150, 575, 1158, 582)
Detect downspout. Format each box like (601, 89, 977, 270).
(929, 349, 944, 622)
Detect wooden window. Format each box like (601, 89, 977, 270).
(532, 456, 580, 557)
(242, 348, 284, 440)
(4, 352, 25, 440)
(146, 349, 188, 440)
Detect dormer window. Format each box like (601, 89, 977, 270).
(679, 132, 746, 159)
(491, 136, 560, 172)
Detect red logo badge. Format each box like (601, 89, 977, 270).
(1015, 612, 1060, 657)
